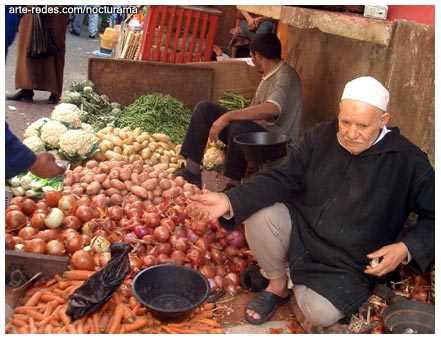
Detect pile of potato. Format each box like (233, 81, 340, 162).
(93, 127, 184, 172)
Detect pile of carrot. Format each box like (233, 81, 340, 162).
(5, 270, 224, 334)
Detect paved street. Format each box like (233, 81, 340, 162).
(5, 23, 101, 139)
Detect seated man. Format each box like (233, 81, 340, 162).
(238, 10, 274, 41)
(174, 33, 302, 189)
(187, 76, 435, 327)
(229, 10, 274, 58)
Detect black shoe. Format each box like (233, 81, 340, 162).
(89, 34, 96, 39)
(47, 93, 60, 104)
(173, 165, 202, 189)
(6, 89, 34, 101)
(70, 29, 80, 36)
(240, 264, 269, 292)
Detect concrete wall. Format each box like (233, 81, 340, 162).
(239, 6, 435, 166)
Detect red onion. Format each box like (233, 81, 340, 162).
(153, 226, 170, 242)
(215, 264, 228, 277)
(198, 264, 215, 279)
(186, 248, 204, 267)
(134, 225, 150, 239)
(168, 233, 179, 247)
(191, 220, 208, 236)
(207, 278, 218, 293)
(109, 206, 123, 221)
(170, 250, 186, 265)
(213, 275, 224, 290)
(170, 206, 186, 226)
(228, 255, 247, 273)
(142, 254, 157, 268)
(195, 237, 210, 251)
(224, 245, 239, 257)
(157, 253, 170, 264)
(126, 208, 143, 219)
(157, 242, 172, 256)
(210, 248, 224, 265)
(160, 217, 176, 232)
(226, 230, 245, 248)
(186, 229, 199, 243)
(144, 212, 161, 228)
(222, 272, 240, 295)
(175, 237, 189, 251)
(123, 232, 139, 244)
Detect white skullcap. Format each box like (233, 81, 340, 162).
(341, 76, 389, 111)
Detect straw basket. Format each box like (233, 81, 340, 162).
(100, 28, 119, 51)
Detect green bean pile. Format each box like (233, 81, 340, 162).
(115, 93, 191, 145)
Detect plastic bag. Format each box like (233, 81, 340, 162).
(30, 13, 58, 59)
(66, 242, 131, 321)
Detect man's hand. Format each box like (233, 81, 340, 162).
(187, 192, 231, 221)
(209, 114, 231, 142)
(364, 242, 409, 277)
(29, 152, 66, 178)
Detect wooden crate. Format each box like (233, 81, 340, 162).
(5, 250, 69, 282)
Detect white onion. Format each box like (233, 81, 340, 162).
(90, 235, 111, 253)
(44, 208, 64, 229)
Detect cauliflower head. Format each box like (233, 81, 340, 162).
(40, 120, 68, 148)
(51, 103, 82, 128)
(58, 129, 99, 162)
(80, 122, 95, 133)
(22, 136, 46, 152)
(203, 142, 226, 170)
(23, 117, 49, 138)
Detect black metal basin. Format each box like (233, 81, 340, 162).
(234, 131, 291, 163)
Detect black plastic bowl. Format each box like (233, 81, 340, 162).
(131, 264, 210, 321)
(234, 131, 291, 163)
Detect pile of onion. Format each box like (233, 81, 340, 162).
(5, 163, 256, 297)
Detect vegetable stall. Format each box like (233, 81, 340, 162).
(5, 72, 434, 334)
